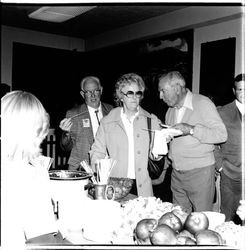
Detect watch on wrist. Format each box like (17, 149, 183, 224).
(217, 167, 223, 173)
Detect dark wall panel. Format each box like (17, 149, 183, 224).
(200, 37, 236, 106)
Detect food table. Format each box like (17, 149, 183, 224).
(25, 195, 244, 250)
(26, 245, 238, 250)
(40, 171, 244, 250)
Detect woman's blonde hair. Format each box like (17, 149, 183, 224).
(1, 91, 50, 162)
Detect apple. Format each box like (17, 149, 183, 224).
(185, 237, 197, 245)
(178, 229, 195, 240)
(158, 212, 183, 232)
(150, 224, 177, 245)
(195, 229, 223, 245)
(135, 218, 158, 244)
(176, 235, 196, 245)
(171, 208, 189, 225)
(135, 236, 151, 245)
(184, 212, 209, 234)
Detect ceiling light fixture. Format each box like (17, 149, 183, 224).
(28, 6, 96, 23)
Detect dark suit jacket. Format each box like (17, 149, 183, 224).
(60, 102, 113, 170)
(215, 101, 243, 180)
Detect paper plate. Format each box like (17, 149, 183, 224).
(161, 128, 183, 137)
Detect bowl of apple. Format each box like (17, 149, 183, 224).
(134, 210, 224, 246)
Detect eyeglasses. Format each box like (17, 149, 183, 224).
(82, 89, 101, 96)
(159, 89, 167, 94)
(121, 90, 143, 99)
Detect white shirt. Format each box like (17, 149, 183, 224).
(235, 100, 245, 115)
(2, 159, 58, 245)
(120, 108, 139, 179)
(87, 104, 103, 137)
(175, 89, 193, 123)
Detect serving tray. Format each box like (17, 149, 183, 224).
(49, 170, 92, 180)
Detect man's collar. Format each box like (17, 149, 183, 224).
(235, 99, 244, 115)
(87, 103, 101, 112)
(176, 89, 193, 110)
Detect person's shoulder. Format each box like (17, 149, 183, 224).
(192, 93, 216, 108)
(66, 103, 86, 116)
(102, 102, 114, 110)
(139, 107, 158, 120)
(101, 107, 120, 123)
(193, 93, 212, 103)
(217, 101, 236, 114)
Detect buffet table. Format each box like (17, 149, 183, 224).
(24, 195, 244, 250)
(41, 171, 244, 250)
(26, 245, 238, 250)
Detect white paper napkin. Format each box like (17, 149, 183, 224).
(152, 128, 183, 156)
(152, 130, 168, 156)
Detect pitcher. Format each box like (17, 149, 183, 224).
(94, 184, 115, 200)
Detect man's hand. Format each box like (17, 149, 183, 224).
(171, 123, 194, 136)
(165, 134, 174, 143)
(59, 118, 72, 132)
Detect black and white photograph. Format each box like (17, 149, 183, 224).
(1, 1, 244, 249)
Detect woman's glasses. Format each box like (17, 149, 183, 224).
(121, 90, 143, 99)
(82, 89, 101, 96)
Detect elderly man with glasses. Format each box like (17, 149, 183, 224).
(59, 76, 113, 170)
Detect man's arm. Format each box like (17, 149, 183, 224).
(173, 99, 227, 144)
(193, 99, 227, 144)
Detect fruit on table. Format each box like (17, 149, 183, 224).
(127, 197, 228, 246)
(178, 229, 195, 240)
(158, 211, 183, 232)
(176, 235, 196, 245)
(184, 212, 209, 234)
(171, 208, 189, 225)
(195, 229, 223, 245)
(150, 224, 177, 245)
(135, 218, 158, 244)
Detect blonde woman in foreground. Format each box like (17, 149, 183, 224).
(1, 91, 69, 249)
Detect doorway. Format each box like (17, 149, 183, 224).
(199, 37, 236, 106)
(12, 42, 85, 128)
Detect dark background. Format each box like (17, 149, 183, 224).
(12, 30, 194, 128)
(200, 37, 236, 106)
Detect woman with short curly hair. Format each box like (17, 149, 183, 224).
(90, 73, 161, 197)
